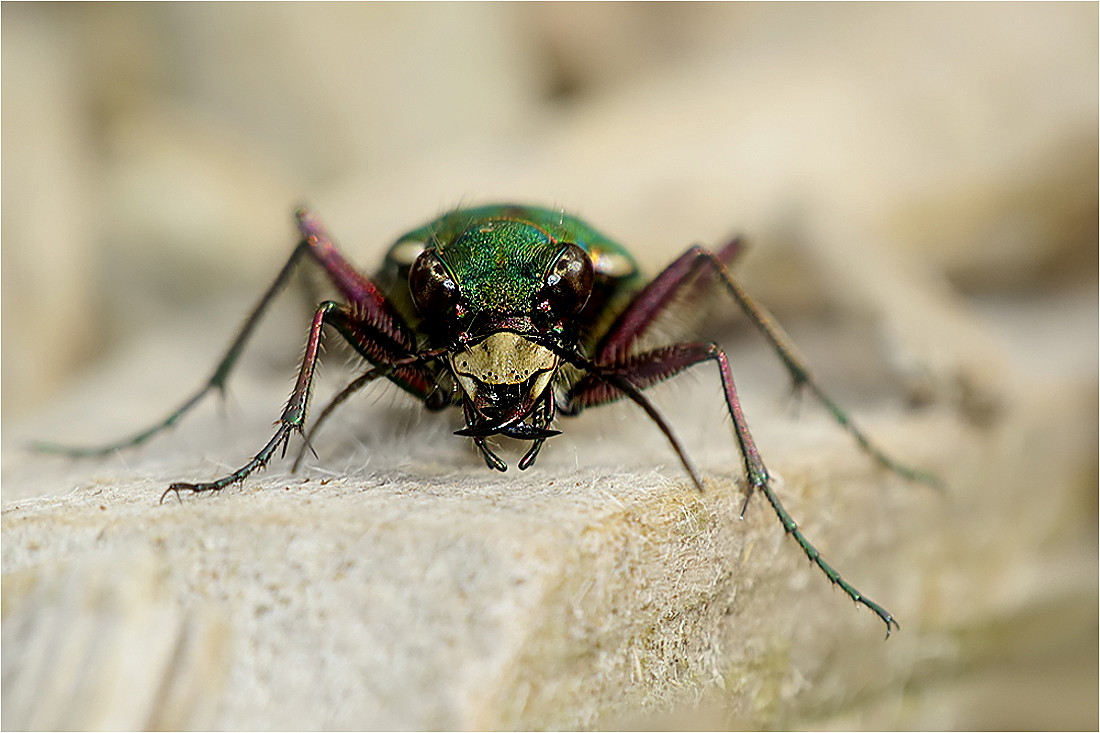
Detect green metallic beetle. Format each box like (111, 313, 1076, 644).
(40, 204, 937, 635)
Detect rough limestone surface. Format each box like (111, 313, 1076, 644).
(3, 270, 1094, 729)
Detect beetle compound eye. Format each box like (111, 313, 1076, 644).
(537, 243, 594, 320)
(409, 249, 466, 325)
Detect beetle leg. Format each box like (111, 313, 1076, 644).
(566, 342, 764, 493)
(564, 341, 898, 636)
(38, 208, 418, 458)
(34, 240, 316, 457)
(592, 237, 743, 363)
(704, 255, 940, 488)
(553, 345, 704, 492)
(594, 243, 937, 488)
(295, 209, 416, 352)
(165, 301, 432, 498)
(291, 345, 449, 473)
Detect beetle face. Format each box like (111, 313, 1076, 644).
(406, 218, 594, 435)
(449, 331, 560, 429)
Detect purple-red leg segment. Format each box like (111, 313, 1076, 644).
(561, 241, 908, 634)
(41, 208, 434, 470)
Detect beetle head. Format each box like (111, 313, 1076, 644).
(407, 219, 593, 345)
(407, 218, 595, 433)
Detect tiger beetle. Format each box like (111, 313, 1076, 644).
(38, 204, 939, 636)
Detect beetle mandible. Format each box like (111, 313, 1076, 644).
(40, 204, 939, 635)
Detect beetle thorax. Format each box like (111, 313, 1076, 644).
(449, 332, 559, 410)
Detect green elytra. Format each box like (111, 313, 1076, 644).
(37, 203, 940, 637)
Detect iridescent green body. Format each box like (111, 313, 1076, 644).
(376, 205, 643, 356)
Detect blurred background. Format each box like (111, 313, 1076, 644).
(2, 3, 1096, 729)
(3, 3, 1095, 417)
